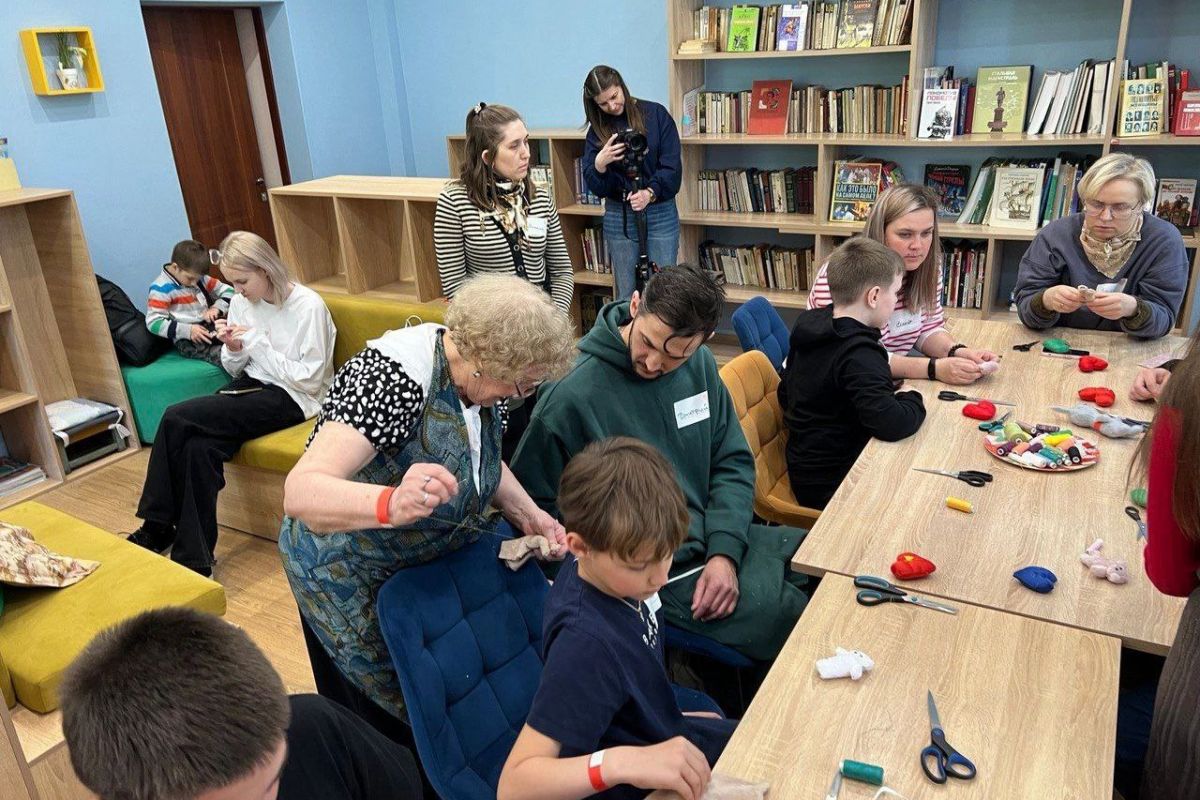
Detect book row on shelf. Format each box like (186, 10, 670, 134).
(700, 240, 815, 292)
(0, 455, 47, 499)
(579, 227, 612, 274)
(681, 1, 913, 54)
(572, 158, 602, 205)
(683, 79, 909, 136)
(938, 241, 988, 311)
(698, 166, 817, 215)
(915, 58, 1199, 142)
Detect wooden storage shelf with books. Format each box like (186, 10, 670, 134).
(665, 0, 1200, 330)
(573, 269, 614, 288)
(0, 187, 139, 510)
(559, 204, 605, 217)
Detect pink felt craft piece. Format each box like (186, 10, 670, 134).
(1079, 538, 1128, 584)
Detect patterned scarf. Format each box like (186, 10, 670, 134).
(1079, 212, 1143, 279)
(482, 180, 529, 245)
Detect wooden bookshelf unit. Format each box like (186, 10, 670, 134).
(0, 188, 139, 509)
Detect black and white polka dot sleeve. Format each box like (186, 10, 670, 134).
(308, 347, 425, 452)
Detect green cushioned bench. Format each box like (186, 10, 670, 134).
(121, 351, 229, 443)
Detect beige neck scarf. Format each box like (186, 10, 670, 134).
(1079, 212, 1143, 279)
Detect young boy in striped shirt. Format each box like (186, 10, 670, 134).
(146, 240, 235, 367)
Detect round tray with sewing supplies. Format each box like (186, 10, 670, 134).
(981, 418, 1101, 472)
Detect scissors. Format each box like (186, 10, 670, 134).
(978, 410, 1013, 432)
(854, 575, 958, 614)
(938, 390, 1016, 407)
(1012, 340, 1040, 352)
(1125, 506, 1148, 541)
(912, 467, 994, 487)
(920, 690, 977, 784)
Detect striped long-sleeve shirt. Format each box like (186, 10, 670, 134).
(146, 268, 236, 342)
(434, 182, 574, 312)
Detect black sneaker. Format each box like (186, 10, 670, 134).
(127, 522, 174, 554)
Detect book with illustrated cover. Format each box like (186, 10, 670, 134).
(829, 160, 882, 222)
(682, 85, 703, 136)
(1118, 78, 1165, 137)
(924, 165, 972, 219)
(1154, 178, 1197, 230)
(971, 65, 1032, 134)
(1176, 89, 1200, 136)
(776, 4, 809, 50)
(748, 80, 792, 134)
(727, 5, 761, 52)
(917, 88, 960, 139)
(986, 166, 1044, 230)
(836, 0, 877, 49)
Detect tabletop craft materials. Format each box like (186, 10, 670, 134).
(854, 575, 958, 614)
(913, 467, 993, 487)
(1080, 539, 1129, 584)
(816, 647, 875, 681)
(699, 773, 769, 800)
(841, 760, 884, 786)
(984, 423, 1101, 471)
(891, 551, 936, 580)
(978, 410, 1013, 433)
(979, 360, 1001, 375)
(920, 690, 978, 785)
(1013, 565, 1058, 593)
(945, 496, 974, 513)
(1012, 339, 1040, 352)
(1053, 404, 1145, 439)
(961, 400, 996, 420)
(938, 390, 1015, 407)
(1077, 285, 1098, 304)
(1125, 505, 1148, 541)
(1043, 338, 1089, 356)
(1078, 355, 1109, 372)
(1079, 386, 1117, 407)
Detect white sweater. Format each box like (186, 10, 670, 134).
(220, 283, 336, 418)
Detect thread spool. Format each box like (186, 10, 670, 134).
(840, 759, 884, 786)
(946, 496, 973, 514)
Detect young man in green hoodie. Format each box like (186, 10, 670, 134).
(510, 265, 808, 661)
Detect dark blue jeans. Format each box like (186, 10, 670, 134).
(603, 197, 680, 300)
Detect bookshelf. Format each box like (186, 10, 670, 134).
(0, 188, 140, 509)
(662, 0, 1200, 330)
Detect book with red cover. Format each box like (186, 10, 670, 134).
(748, 79, 792, 135)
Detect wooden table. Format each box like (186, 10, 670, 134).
(660, 574, 1120, 800)
(793, 319, 1187, 654)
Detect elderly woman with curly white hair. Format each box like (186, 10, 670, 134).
(1014, 151, 1188, 339)
(278, 273, 576, 747)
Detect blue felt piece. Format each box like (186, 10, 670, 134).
(731, 295, 790, 373)
(1013, 566, 1058, 593)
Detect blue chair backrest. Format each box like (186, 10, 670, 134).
(731, 296, 789, 372)
(378, 534, 548, 800)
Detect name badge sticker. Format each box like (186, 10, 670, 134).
(888, 308, 922, 336)
(674, 391, 710, 429)
(526, 215, 548, 238)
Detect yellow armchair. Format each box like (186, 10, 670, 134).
(718, 350, 820, 529)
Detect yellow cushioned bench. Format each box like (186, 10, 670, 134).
(0, 502, 226, 713)
(220, 293, 446, 536)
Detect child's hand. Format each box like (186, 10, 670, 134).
(608, 738, 711, 800)
(189, 326, 214, 344)
(1130, 366, 1171, 401)
(202, 306, 222, 323)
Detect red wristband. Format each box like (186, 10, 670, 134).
(376, 486, 397, 526)
(588, 750, 607, 791)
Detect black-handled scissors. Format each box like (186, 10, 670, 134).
(1125, 505, 1148, 540)
(912, 467, 994, 487)
(937, 390, 1016, 407)
(1012, 340, 1040, 352)
(921, 690, 977, 784)
(854, 575, 958, 614)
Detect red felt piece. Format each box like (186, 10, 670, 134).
(1079, 356, 1109, 373)
(891, 552, 937, 580)
(1079, 386, 1117, 407)
(962, 400, 996, 420)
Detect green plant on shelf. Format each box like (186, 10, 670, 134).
(54, 32, 86, 70)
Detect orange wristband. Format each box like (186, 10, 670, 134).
(376, 486, 397, 526)
(588, 750, 607, 791)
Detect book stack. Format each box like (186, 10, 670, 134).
(1154, 178, 1198, 232)
(572, 158, 602, 205)
(1117, 60, 1195, 134)
(1026, 60, 1115, 135)
(698, 167, 816, 215)
(579, 227, 611, 274)
(954, 152, 1096, 228)
(939, 241, 988, 310)
(828, 158, 905, 222)
(0, 456, 47, 498)
(689, 80, 908, 136)
(689, 2, 913, 53)
(699, 240, 814, 291)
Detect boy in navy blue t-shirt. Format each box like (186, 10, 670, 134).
(498, 437, 737, 800)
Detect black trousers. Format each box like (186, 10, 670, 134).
(136, 377, 304, 569)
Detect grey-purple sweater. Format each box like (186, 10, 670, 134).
(1013, 212, 1188, 339)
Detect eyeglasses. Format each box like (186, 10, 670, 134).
(512, 378, 545, 399)
(1083, 200, 1139, 220)
(208, 248, 222, 266)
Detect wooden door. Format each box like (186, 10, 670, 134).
(144, 6, 278, 248)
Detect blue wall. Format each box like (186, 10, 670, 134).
(0, 0, 395, 303)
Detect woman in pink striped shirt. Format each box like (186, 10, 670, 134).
(808, 185, 998, 385)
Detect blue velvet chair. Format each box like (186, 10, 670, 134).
(731, 295, 790, 372)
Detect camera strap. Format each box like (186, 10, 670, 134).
(488, 217, 551, 295)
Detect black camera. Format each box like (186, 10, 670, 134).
(615, 127, 648, 179)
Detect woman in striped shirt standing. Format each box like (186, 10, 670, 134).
(807, 184, 998, 385)
(434, 103, 574, 314)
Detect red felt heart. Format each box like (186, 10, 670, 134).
(962, 400, 996, 420)
(891, 552, 937, 581)
(1079, 356, 1109, 373)
(1079, 386, 1116, 407)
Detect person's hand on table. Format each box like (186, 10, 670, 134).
(605, 737, 711, 800)
(1130, 367, 1172, 402)
(691, 555, 738, 621)
(953, 347, 998, 365)
(387, 463, 459, 526)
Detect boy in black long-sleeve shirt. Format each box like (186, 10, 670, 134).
(780, 237, 926, 508)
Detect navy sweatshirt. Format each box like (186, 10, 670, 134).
(583, 99, 682, 204)
(779, 306, 926, 510)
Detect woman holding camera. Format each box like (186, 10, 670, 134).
(582, 65, 682, 300)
